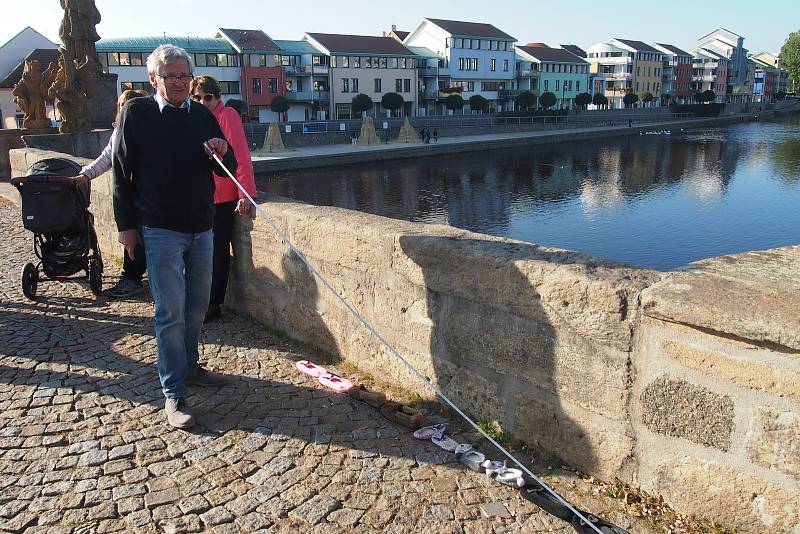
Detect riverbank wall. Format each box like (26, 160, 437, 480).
(5, 114, 800, 531)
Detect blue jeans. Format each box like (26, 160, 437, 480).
(140, 226, 213, 399)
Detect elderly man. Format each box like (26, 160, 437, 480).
(112, 44, 237, 428)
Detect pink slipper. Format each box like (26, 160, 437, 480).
(318, 373, 354, 393)
(295, 360, 327, 378)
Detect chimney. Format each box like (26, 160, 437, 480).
(392, 24, 396, 31)
(382, 31, 386, 37)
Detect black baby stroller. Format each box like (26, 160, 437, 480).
(11, 158, 103, 299)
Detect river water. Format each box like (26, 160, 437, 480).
(257, 117, 800, 271)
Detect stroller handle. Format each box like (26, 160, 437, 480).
(11, 175, 77, 186)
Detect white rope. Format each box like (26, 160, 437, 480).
(209, 149, 605, 534)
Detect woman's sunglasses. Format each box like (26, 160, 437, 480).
(192, 93, 217, 102)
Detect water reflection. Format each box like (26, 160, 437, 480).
(259, 118, 800, 271)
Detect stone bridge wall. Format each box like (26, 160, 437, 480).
(7, 147, 799, 532)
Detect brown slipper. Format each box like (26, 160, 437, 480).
(347, 385, 387, 409)
(379, 401, 425, 430)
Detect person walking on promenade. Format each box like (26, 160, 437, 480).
(112, 44, 237, 429)
(189, 75, 257, 323)
(433, 129, 438, 143)
(73, 89, 148, 298)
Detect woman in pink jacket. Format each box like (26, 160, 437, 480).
(190, 76, 257, 322)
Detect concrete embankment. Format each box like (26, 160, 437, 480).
(249, 111, 788, 174)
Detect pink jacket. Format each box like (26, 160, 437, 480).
(212, 102, 256, 204)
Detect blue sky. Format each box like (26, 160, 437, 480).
(4, 0, 798, 56)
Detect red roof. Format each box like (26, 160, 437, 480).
(218, 28, 280, 52)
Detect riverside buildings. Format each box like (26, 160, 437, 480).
(514, 45, 589, 109)
(14, 18, 781, 127)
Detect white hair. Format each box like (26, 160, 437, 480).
(146, 44, 194, 75)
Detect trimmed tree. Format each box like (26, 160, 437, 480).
(351, 93, 374, 117)
(623, 92, 639, 108)
(775, 91, 787, 101)
(693, 91, 704, 103)
(779, 31, 800, 94)
(539, 91, 556, 109)
(270, 96, 290, 122)
(574, 92, 592, 109)
(640, 92, 654, 107)
(592, 92, 608, 107)
(515, 90, 535, 110)
(380, 92, 405, 117)
(468, 94, 489, 113)
(702, 89, 716, 103)
(443, 94, 465, 114)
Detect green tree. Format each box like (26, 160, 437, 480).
(775, 91, 787, 100)
(443, 94, 465, 114)
(515, 90, 535, 110)
(661, 93, 672, 106)
(269, 96, 290, 121)
(592, 92, 608, 107)
(640, 92, 654, 106)
(468, 94, 489, 113)
(574, 92, 592, 109)
(539, 91, 556, 109)
(351, 93, 374, 117)
(693, 91, 704, 103)
(702, 89, 716, 103)
(623, 92, 639, 108)
(779, 31, 800, 94)
(380, 92, 405, 116)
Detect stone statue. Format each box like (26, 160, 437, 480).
(12, 59, 57, 129)
(49, 48, 95, 133)
(59, 0, 101, 65)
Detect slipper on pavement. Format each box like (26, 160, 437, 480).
(318, 373, 354, 393)
(489, 466, 525, 488)
(379, 401, 424, 430)
(519, 479, 574, 521)
(295, 360, 327, 378)
(347, 385, 386, 408)
(454, 443, 473, 455)
(572, 514, 631, 534)
(430, 432, 459, 452)
(482, 459, 505, 478)
(413, 423, 448, 440)
(456, 449, 486, 472)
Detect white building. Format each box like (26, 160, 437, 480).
(697, 28, 748, 101)
(403, 18, 516, 114)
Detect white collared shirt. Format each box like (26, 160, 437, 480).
(154, 92, 191, 114)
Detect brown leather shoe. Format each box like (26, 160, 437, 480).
(165, 398, 194, 429)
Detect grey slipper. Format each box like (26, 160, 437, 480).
(456, 449, 486, 472)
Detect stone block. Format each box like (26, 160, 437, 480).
(512, 388, 633, 477)
(747, 407, 800, 478)
(639, 377, 734, 451)
(660, 338, 800, 401)
(650, 457, 799, 532)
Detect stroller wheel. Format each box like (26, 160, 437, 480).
(21, 263, 38, 300)
(88, 258, 102, 295)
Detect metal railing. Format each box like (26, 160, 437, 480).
(285, 91, 330, 101)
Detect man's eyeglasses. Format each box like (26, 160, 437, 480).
(156, 73, 193, 84)
(191, 93, 217, 102)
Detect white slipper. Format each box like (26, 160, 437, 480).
(454, 443, 473, 455)
(489, 466, 525, 487)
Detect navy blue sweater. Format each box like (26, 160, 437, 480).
(112, 96, 238, 233)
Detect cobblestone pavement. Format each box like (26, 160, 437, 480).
(0, 198, 646, 533)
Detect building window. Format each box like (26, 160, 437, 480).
(491, 59, 496, 72)
(400, 57, 406, 69)
(503, 59, 509, 72)
(252, 79, 262, 94)
(354, 56, 360, 68)
(352, 78, 358, 92)
(396, 78, 402, 92)
(342, 78, 349, 92)
(375, 79, 381, 92)
(268, 78, 278, 93)
(556, 80, 560, 91)
(380, 57, 387, 68)
(342, 56, 349, 68)
(331, 56, 337, 68)
(544, 80, 549, 91)
(458, 58, 465, 70)
(121, 81, 153, 94)
(219, 81, 240, 94)
(471, 58, 478, 70)
(404, 79, 410, 92)
(576, 80, 580, 92)
(389, 57, 398, 68)
(313, 55, 322, 65)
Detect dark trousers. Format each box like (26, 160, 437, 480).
(121, 243, 147, 283)
(210, 200, 237, 308)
